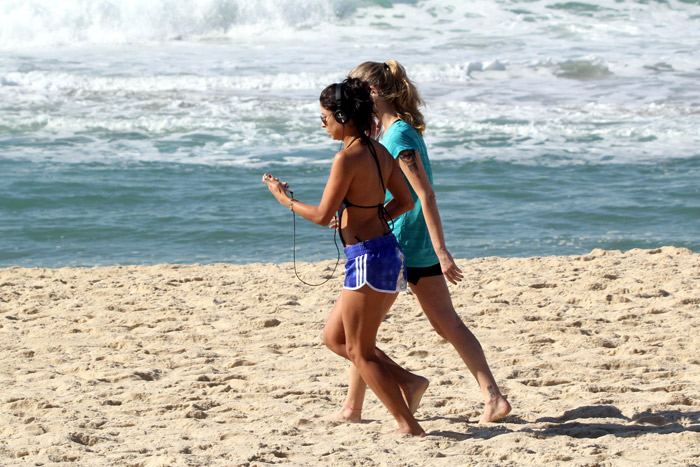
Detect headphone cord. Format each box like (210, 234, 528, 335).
(289, 191, 341, 286)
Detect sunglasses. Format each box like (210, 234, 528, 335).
(320, 113, 333, 124)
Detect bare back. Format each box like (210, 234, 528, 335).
(338, 139, 395, 245)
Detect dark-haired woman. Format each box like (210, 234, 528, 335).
(324, 61, 511, 425)
(263, 78, 425, 436)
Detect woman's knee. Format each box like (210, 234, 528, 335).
(323, 337, 344, 356)
(431, 322, 447, 339)
(345, 342, 375, 368)
(344, 341, 359, 363)
(429, 309, 467, 341)
(323, 334, 337, 354)
(323, 325, 345, 355)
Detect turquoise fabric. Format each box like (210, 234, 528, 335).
(382, 120, 439, 268)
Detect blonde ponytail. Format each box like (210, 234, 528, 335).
(349, 60, 426, 135)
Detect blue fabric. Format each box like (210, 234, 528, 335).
(343, 234, 407, 293)
(381, 120, 439, 268)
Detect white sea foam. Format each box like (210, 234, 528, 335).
(0, 0, 352, 48)
(1, 0, 697, 51)
(1, 0, 699, 167)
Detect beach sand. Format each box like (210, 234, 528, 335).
(1, 246, 699, 466)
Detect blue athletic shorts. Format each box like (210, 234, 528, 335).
(343, 234, 407, 293)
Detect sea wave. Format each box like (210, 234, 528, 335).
(1, 58, 698, 167)
(0, 0, 401, 49)
(2, 0, 697, 50)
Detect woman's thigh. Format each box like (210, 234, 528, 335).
(409, 274, 462, 333)
(340, 287, 397, 358)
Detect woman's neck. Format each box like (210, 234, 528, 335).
(343, 134, 361, 149)
(374, 99, 400, 134)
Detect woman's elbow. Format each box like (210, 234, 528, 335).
(421, 190, 437, 207)
(317, 212, 335, 226)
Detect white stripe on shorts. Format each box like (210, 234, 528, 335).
(365, 254, 369, 286)
(356, 253, 367, 288)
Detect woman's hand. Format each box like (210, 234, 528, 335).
(437, 249, 463, 285)
(328, 215, 340, 231)
(262, 173, 291, 206)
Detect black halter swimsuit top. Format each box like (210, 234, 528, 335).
(337, 139, 392, 247)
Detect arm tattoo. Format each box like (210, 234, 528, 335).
(399, 149, 419, 174)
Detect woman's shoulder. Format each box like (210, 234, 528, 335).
(383, 120, 423, 151)
(371, 138, 391, 154)
(338, 140, 382, 164)
(385, 119, 411, 135)
(390, 120, 422, 138)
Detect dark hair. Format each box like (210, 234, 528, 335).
(320, 78, 374, 142)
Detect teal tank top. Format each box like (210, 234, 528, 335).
(382, 120, 439, 268)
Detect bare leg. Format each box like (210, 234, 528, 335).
(323, 292, 428, 422)
(339, 287, 424, 436)
(319, 363, 366, 423)
(411, 275, 511, 423)
(369, 349, 429, 414)
(321, 294, 366, 422)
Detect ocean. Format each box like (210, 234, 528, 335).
(1, 0, 699, 268)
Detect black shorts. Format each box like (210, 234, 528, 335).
(406, 263, 442, 286)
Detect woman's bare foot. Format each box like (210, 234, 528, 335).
(319, 405, 362, 423)
(395, 421, 426, 437)
(400, 375, 429, 414)
(479, 394, 511, 423)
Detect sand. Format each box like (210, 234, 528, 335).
(1, 246, 699, 466)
